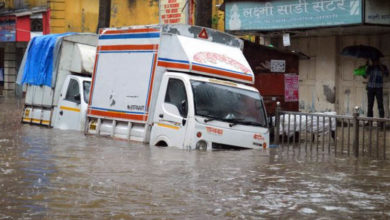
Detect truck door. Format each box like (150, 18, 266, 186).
(55, 76, 83, 130)
(151, 78, 189, 147)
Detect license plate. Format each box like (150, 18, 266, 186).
(24, 109, 30, 118)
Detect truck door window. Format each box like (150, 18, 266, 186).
(164, 79, 188, 118)
(65, 79, 80, 103)
(83, 81, 91, 104)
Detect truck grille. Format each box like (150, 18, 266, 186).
(212, 142, 247, 150)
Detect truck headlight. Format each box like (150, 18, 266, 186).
(196, 140, 207, 150)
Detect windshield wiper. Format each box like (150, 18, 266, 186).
(204, 118, 215, 123)
(239, 121, 264, 127)
(197, 114, 220, 123)
(224, 118, 263, 127)
(222, 118, 245, 127)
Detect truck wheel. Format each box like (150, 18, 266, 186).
(155, 141, 168, 147)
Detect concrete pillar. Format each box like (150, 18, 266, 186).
(3, 43, 17, 96)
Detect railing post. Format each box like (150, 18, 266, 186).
(353, 106, 360, 157)
(275, 102, 281, 145)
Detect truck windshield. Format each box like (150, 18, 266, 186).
(191, 80, 267, 127)
(83, 81, 91, 104)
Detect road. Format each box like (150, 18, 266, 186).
(0, 96, 389, 219)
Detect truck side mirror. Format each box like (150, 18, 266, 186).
(74, 94, 81, 104)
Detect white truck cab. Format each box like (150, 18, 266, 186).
(52, 75, 91, 130)
(150, 72, 268, 149)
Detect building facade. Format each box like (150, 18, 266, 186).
(0, 0, 99, 95)
(224, 0, 390, 117)
(0, 0, 227, 95)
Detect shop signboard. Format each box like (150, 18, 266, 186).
(271, 59, 286, 73)
(159, 0, 192, 24)
(0, 16, 16, 42)
(284, 74, 299, 102)
(225, 0, 363, 31)
(365, 0, 390, 25)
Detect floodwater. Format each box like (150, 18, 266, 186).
(1, 96, 390, 219)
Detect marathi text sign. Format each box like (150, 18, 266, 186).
(285, 74, 299, 102)
(365, 0, 390, 25)
(159, 0, 188, 24)
(0, 17, 16, 42)
(226, 0, 363, 31)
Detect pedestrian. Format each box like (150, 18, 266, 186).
(364, 58, 389, 119)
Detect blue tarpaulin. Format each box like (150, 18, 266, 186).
(21, 33, 74, 87)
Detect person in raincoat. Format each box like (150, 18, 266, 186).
(364, 58, 389, 119)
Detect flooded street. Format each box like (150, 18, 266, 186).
(1, 96, 390, 219)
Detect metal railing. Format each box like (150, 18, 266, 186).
(273, 102, 389, 160)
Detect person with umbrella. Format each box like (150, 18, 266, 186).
(364, 57, 389, 120)
(341, 45, 389, 120)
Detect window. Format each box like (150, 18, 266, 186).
(30, 13, 43, 32)
(65, 79, 80, 103)
(191, 80, 267, 127)
(83, 81, 91, 104)
(31, 18, 43, 32)
(164, 79, 188, 117)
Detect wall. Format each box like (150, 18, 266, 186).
(291, 33, 390, 117)
(27, 0, 47, 7)
(212, 0, 224, 31)
(49, 0, 99, 33)
(4, 0, 47, 9)
(110, 0, 159, 27)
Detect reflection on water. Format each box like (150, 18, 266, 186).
(1, 96, 390, 219)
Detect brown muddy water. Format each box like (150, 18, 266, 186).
(1, 96, 390, 219)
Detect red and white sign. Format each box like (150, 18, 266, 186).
(193, 52, 251, 74)
(284, 74, 299, 102)
(206, 126, 223, 136)
(160, 0, 189, 24)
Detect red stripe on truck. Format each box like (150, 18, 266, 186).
(157, 61, 190, 70)
(89, 109, 148, 122)
(192, 64, 253, 82)
(146, 53, 158, 110)
(101, 28, 160, 35)
(99, 44, 158, 51)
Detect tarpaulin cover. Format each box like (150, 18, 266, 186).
(21, 33, 74, 87)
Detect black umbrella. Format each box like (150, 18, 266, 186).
(341, 45, 384, 60)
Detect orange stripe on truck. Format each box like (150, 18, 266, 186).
(102, 28, 160, 35)
(99, 44, 158, 51)
(146, 53, 158, 110)
(89, 109, 147, 121)
(60, 106, 80, 112)
(192, 64, 253, 82)
(157, 61, 190, 70)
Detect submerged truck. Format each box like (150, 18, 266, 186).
(86, 24, 269, 150)
(20, 33, 97, 130)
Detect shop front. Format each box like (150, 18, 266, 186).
(0, 8, 50, 95)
